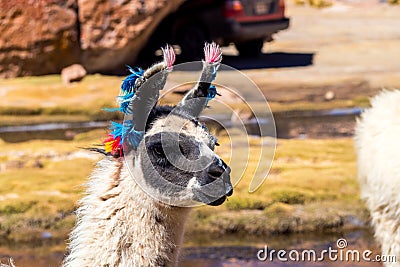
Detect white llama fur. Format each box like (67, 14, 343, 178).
(63, 156, 191, 266)
(355, 90, 400, 266)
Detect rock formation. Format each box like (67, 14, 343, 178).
(0, 0, 184, 78)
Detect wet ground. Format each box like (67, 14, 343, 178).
(0, 230, 384, 267)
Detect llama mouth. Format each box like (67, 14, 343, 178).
(208, 195, 227, 206)
(193, 187, 231, 206)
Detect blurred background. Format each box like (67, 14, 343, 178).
(0, 0, 400, 266)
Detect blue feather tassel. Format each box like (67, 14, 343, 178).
(106, 119, 143, 149)
(102, 107, 120, 112)
(118, 92, 135, 114)
(121, 66, 144, 94)
(110, 121, 123, 138)
(207, 85, 217, 100)
(122, 120, 144, 149)
(125, 129, 144, 149)
(121, 120, 134, 139)
(103, 65, 146, 155)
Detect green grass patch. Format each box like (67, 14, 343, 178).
(187, 137, 367, 236)
(226, 197, 271, 210)
(270, 189, 309, 205)
(0, 131, 101, 241)
(0, 129, 367, 241)
(0, 200, 37, 215)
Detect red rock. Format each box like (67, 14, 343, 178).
(77, 0, 184, 73)
(0, 0, 184, 77)
(0, 0, 80, 77)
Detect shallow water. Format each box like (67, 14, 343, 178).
(0, 121, 108, 142)
(0, 108, 362, 142)
(0, 230, 384, 267)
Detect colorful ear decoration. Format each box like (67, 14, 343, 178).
(162, 45, 176, 71)
(175, 42, 222, 118)
(103, 122, 125, 157)
(125, 44, 175, 132)
(204, 42, 223, 64)
(122, 66, 145, 94)
(103, 45, 176, 157)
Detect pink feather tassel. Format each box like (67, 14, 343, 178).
(162, 45, 176, 70)
(204, 42, 222, 64)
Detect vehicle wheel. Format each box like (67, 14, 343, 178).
(177, 25, 208, 61)
(235, 39, 264, 57)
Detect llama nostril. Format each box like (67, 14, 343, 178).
(208, 166, 225, 178)
(207, 164, 225, 178)
(208, 157, 229, 179)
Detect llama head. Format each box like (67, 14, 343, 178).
(113, 43, 232, 207)
(134, 111, 232, 207)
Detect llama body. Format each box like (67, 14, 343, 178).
(63, 43, 232, 266)
(355, 90, 400, 266)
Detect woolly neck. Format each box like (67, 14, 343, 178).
(63, 157, 191, 266)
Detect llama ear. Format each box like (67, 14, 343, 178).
(174, 43, 222, 119)
(123, 45, 175, 147)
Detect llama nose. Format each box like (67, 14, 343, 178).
(207, 157, 227, 179)
(226, 187, 233, 196)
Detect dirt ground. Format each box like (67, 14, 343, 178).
(222, 1, 400, 104)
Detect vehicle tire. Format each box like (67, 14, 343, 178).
(177, 25, 208, 61)
(235, 39, 264, 57)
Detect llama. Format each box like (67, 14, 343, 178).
(62, 43, 233, 266)
(0, 259, 15, 267)
(355, 90, 400, 266)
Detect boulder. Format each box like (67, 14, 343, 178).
(0, 0, 185, 78)
(61, 64, 87, 84)
(77, 0, 184, 73)
(0, 0, 80, 78)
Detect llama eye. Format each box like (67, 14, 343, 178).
(179, 144, 185, 156)
(151, 145, 166, 158)
(152, 146, 169, 167)
(156, 157, 168, 167)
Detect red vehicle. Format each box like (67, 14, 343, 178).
(144, 0, 290, 60)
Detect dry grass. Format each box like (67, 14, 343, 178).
(1, 75, 119, 109)
(0, 75, 122, 123)
(0, 129, 367, 242)
(293, 0, 333, 8)
(0, 75, 372, 127)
